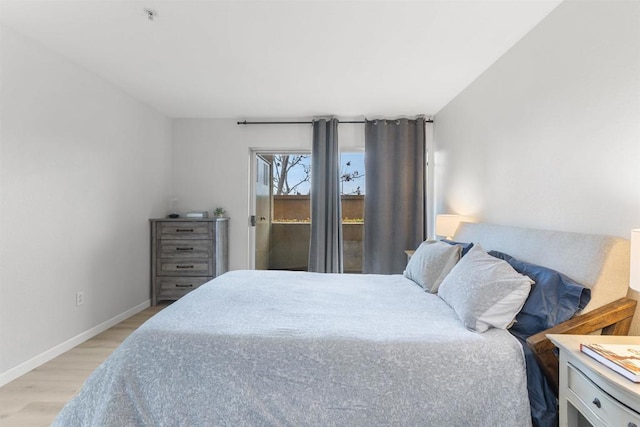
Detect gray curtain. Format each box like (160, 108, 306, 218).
(309, 118, 344, 273)
(364, 117, 426, 274)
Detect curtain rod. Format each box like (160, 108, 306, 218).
(237, 118, 433, 125)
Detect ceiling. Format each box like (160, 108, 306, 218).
(0, 0, 563, 119)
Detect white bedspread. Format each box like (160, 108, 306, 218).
(54, 270, 531, 426)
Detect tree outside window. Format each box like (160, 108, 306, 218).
(272, 154, 365, 196)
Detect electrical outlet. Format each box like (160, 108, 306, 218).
(76, 291, 85, 306)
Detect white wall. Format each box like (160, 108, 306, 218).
(172, 119, 364, 270)
(0, 26, 173, 383)
(433, 0, 640, 334)
(434, 0, 640, 239)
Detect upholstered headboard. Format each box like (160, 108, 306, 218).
(453, 222, 638, 393)
(453, 222, 631, 314)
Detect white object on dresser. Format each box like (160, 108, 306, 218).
(548, 334, 640, 427)
(150, 217, 229, 305)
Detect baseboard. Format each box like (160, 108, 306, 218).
(0, 300, 150, 387)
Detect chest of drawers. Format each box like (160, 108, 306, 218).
(150, 218, 228, 305)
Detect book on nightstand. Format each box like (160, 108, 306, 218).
(580, 342, 640, 383)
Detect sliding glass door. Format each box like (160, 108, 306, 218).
(251, 150, 365, 273)
(339, 152, 365, 273)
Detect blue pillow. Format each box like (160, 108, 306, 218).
(440, 239, 474, 257)
(489, 250, 591, 338)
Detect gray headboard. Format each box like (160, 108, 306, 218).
(453, 222, 631, 314)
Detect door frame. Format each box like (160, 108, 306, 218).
(248, 148, 311, 270)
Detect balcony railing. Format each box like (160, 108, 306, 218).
(269, 195, 364, 273)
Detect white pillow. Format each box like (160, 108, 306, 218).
(437, 245, 533, 332)
(403, 240, 461, 293)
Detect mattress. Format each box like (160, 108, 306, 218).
(54, 270, 531, 426)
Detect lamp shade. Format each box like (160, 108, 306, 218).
(436, 214, 466, 239)
(631, 229, 640, 292)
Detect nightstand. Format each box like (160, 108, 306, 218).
(548, 334, 640, 427)
(405, 250, 415, 264)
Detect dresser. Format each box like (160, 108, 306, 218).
(150, 218, 229, 305)
(548, 334, 640, 427)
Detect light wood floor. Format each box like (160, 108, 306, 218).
(0, 304, 166, 427)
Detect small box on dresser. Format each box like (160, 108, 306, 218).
(150, 217, 229, 305)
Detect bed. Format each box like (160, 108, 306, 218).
(53, 223, 637, 426)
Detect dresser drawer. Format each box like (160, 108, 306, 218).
(158, 240, 213, 259)
(157, 222, 213, 239)
(157, 259, 213, 276)
(567, 362, 640, 426)
(156, 277, 212, 299)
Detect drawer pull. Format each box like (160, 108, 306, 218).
(176, 228, 194, 232)
(176, 265, 194, 269)
(175, 284, 194, 288)
(176, 247, 194, 251)
(592, 398, 601, 409)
